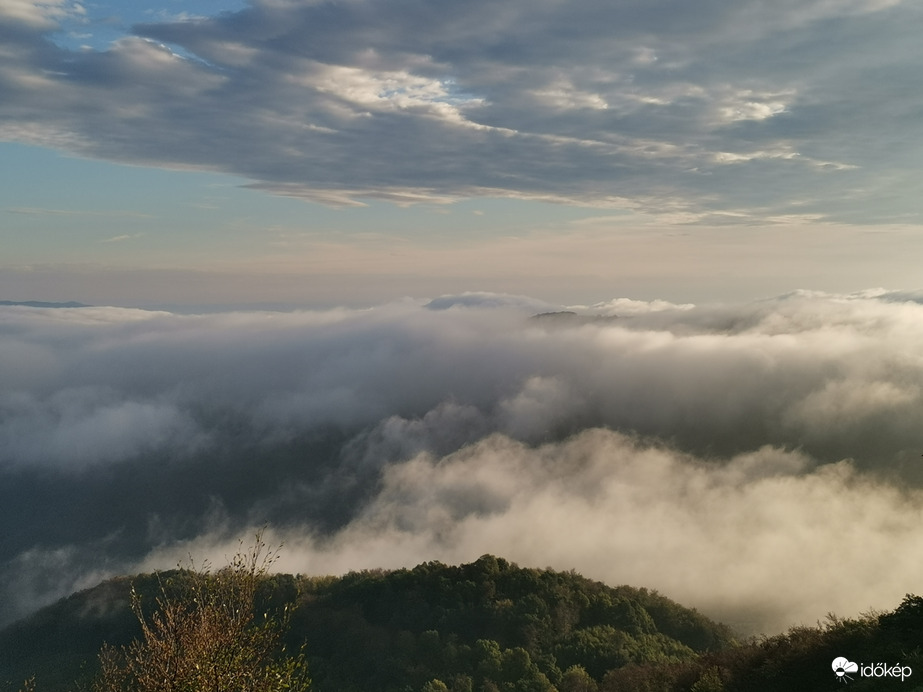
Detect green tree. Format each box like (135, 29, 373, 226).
(92, 532, 310, 692)
(690, 666, 724, 692)
(559, 665, 598, 692)
(421, 680, 450, 692)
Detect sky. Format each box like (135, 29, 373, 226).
(2, 0, 923, 306)
(4, 0, 923, 643)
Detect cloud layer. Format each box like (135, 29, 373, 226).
(2, 0, 923, 220)
(3, 290, 923, 633)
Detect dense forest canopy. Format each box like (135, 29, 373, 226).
(2, 555, 922, 691)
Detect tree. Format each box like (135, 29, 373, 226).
(559, 665, 598, 692)
(690, 666, 724, 692)
(93, 532, 311, 692)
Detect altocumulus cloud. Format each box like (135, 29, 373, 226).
(3, 290, 923, 633)
(2, 0, 923, 220)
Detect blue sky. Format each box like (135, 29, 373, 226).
(2, 0, 923, 307)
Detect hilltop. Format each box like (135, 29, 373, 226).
(0, 555, 730, 691)
(2, 555, 922, 691)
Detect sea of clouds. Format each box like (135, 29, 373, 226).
(4, 289, 923, 634)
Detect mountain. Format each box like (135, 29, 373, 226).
(0, 301, 91, 308)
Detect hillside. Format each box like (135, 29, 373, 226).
(0, 555, 731, 691)
(4, 555, 923, 691)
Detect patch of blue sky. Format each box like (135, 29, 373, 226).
(49, 0, 248, 53)
(438, 78, 483, 107)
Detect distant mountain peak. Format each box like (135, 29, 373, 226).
(0, 300, 91, 308)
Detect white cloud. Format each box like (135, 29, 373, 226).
(309, 64, 483, 120)
(588, 297, 696, 316)
(137, 429, 923, 636)
(0, 389, 208, 468)
(530, 78, 609, 111)
(4, 290, 923, 632)
(0, 0, 82, 29)
(295, 431, 923, 635)
(716, 90, 792, 123)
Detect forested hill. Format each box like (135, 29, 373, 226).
(292, 555, 733, 690)
(6, 555, 923, 691)
(0, 555, 731, 691)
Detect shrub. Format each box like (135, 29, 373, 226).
(92, 532, 311, 692)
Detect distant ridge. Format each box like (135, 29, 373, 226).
(0, 300, 91, 308)
(530, 311, 618, 325)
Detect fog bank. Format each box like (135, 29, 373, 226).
(3, 289, 923, 633)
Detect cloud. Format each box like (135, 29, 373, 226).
(100, 233, 143, 242)
(4, 290, 923, 632)
(271, 431, 923, 636)
(587, 297, 696, 316)
(132, 428, 923, 637)
(0, 0, 83, 29)
(0, 388, 207, 469)
(1, 0, 922, 220)
(425, 291, 558, 312)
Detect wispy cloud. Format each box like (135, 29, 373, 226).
(5, 207, 153, 218)
(99, 233, 144, 243)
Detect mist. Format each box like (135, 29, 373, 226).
(3, 289, 923, 634)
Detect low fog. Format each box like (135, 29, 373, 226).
(3, 289, 923, 634)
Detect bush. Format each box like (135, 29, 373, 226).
(92, 532, 311, 692)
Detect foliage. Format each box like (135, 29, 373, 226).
(559, 665, 597, 692)
(91, 532, 310, 692)
(285, 556, 732, 691)
(2, 554, 732, 692)
(11, 555, 923, 692)
(689, 666, 724, 692)
(10, 556, 923, 691)
(595, 599, 923, 692)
